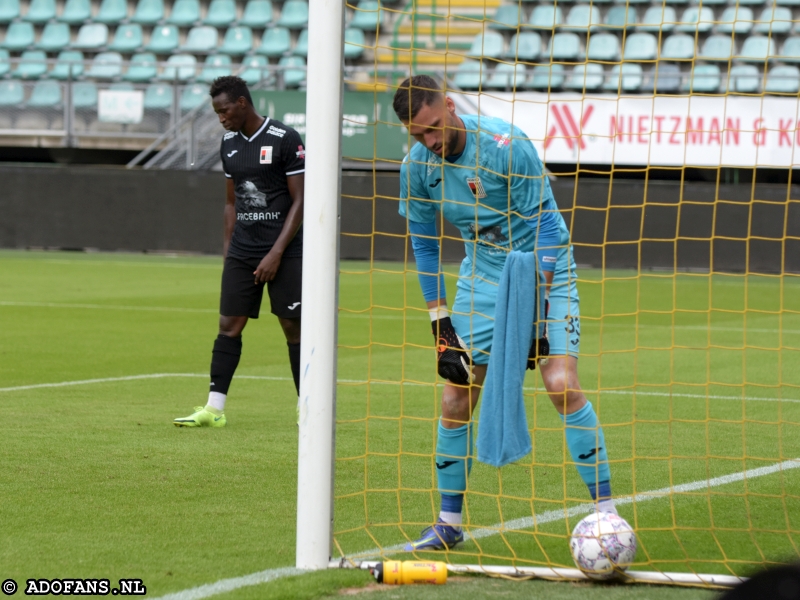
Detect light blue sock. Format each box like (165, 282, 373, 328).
(436, 421, 473, 497)
(561, 402, 612, 500)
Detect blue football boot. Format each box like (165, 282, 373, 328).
(404, 519, 464, 551)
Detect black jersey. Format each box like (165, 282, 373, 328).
(220, 117, 305, 259)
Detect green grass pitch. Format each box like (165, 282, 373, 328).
(1, 249, 798, 600)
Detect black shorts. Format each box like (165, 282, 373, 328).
(220, 255, 302, 320)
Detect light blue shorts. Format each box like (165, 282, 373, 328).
(450, 247, 581, 365)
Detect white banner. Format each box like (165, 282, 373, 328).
(466, 93, 800, 167)
(98, 90, 144, 124)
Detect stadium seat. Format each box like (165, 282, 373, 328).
(239, 0, 272, 27)
(603, 6, 636, 30)
(87, 51, 123, 79)
(623, 32, 657, 60)
(650, 63, 682, 92)
(123, 52, 157, 81)
(278, 55, 306, 87)
(204, 0, 236, 27)
(467, 31, 504, 59)
(257, 26, 290, 56)
(753, 6, 793, 35)
(293, 28, 309, 56)
(682, 63, 720, 92)
(344, 27, 366, 59)
(776, 0, 800, 6)
(23, 0, 57, 24)
(0, 49, 9, 77)
(675, 7, 714, 33)
(661, 33, 695, 60)
(144, 82, 173, 110)
(180, 26, 218, 53)
(664, 0, 689, 5)
(565, 63, 604, 90)
(238, 54, 269, 85)
(73, 23, 109, 50)
(0, 80, 24, 106)
(198, 53, 231, 82)
(0, 0, 20, 23)
(131, 0, 164, 25)
(603, 63, 643, 91)
(277, 0, 308, 29)
(699, 35, 735, 61)
(782, 36, 800, 62)
(95, 0, 127, 23)
(716, 6, 754, 34)
(50, 50, 84, 79)
(548, 32, 581, 60)
(108, 24, 144, 53)
(60, 0, 91, 23)
(350, 0, 382, 31)
(529, 64, 565, 89)
(27, 79, 62, 107)
(563, 5, 602, 32)
(766, 65, 800, 92)
(727, 64, 760, 92)
(180, 83, 207, 110)
(159, 53, 197, 81)
(12, 50, 48, 79)
(503, 32, 541, 61)
(146, 25, 179, 53)
(453, 58, 485, 89)
(489, 4, 523, 30)
(638, 6, 676, 32)
(528, 5, 563, 30)
(72, 81, 98, 109)
(485, 62, 526, 90)
(586, 32, 620, 60)
(36, 22, 70, 52)
(3, 22, 35, 51)
(219, 26, 253, 55)
(738, 36, 776, 62)
(167, 0, 200, 25)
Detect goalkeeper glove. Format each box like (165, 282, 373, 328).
(527, 299, 550, 370)
(431, 316, 474, 385)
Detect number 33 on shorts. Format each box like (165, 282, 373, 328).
(566, 315, 580, 348)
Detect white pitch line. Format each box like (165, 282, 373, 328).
(0, 301, 218, 314)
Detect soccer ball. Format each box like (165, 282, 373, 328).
(569, 512, 637, 580)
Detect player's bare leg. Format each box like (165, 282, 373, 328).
(441, 365, 487, 428)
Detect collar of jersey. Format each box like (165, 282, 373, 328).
(238, 117, 270, 142)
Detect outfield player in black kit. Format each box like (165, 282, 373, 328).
(174, 76, 305, 427)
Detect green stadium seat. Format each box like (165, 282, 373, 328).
(782, 37, 800, 62)
(27, 79, 62, 107)
(72, 81, 97, 109)
(167, 0, 200, 25)
(293, 28, 309, 56)
(467, 31, 504, 59)
(682, 63, 720, 92)
(180, 26, 218, 53)
(528, 5, 563, 30)
(159, 54, 197, 81)
(94, 0, 127, 23)
(3, 22, 35, 51)
(73, 23, 109, 50)
(180, 83, 207, 110)
(0, 0, 20, 23)
(489, 4, 523, 30)
(503, 32, 541, 61)
(238, 54, 269, 85)
(603, 6, 636, 30)
(146, 25, 179, 53)
(651, 63, 682, 92)
(277, 0, 308, 29)
(586, 32, 620, 60)
(661, 33, 695, 59)
(123, 52, 157, 81)
(344, 27, 366, 59)
(23, 0, 57, 24)
(765, 65, 800, 93)
(60, 0, 91, 23)
(108, 24, 144, 52)
(547, 32, 581, 60)
(602, 63, 643, 91)
(50, 50, 84, 79)
(220, 26, 253, 54)
(675, 6, 714, 33)
(144, 82, 173, 109)
(452, 58, 485, 89)
(36, 22, 70, 52)
(663, 0, 688, 5)
(727, 64, 760, 92)
(204, 0, 236, 27)
(753, 6, 793, 35)
(563, 5, 602, 32)
(239, 0, 272, 27)
(87, 51, 123, 78)
(529, 64, 565, 89)
(279, 55, 305, 87)
(350, 0, 382, 31)
(198, 53, 231, 82)
(623, 32, 657, 60)
(485, 62, 526, 90)
(738, 36, 776, 63)
(564, 63, 604, 90)
(716, 6, 753, 34)
(257, 26, 290, 56)
(699, 35, 735, 61)
(0, 49, 9, 77)
(131, 0, 164, 25)
(637, 6, 676, 32)
(12, 50, 47, 79)
(0, 80, 24, 106)
(777, 0, 800, 6)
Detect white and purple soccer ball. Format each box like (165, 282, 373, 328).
(570, 512, 637, 580)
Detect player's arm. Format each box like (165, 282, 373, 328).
(223, 177, 235, 259)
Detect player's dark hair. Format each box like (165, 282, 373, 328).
(209, 76, 253, 106)
(392, 75, 443, 122)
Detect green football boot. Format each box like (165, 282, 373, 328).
(173, 406, 227, 428)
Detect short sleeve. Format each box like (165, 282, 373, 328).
(281, 127, 305, 176)
(399, 154, 437, 223)
(220, 143, 231, 178)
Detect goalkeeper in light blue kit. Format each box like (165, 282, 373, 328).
(394, 76, 617, 552)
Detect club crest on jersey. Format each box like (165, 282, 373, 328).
(494, 133, 510, 148)
(260, 146, 273, 164)
(466, 176, 487, 199)
(296, 145, 305, 159)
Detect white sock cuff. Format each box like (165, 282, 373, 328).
(429, 306, 449, 321)
(207, 391, 227, 412)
